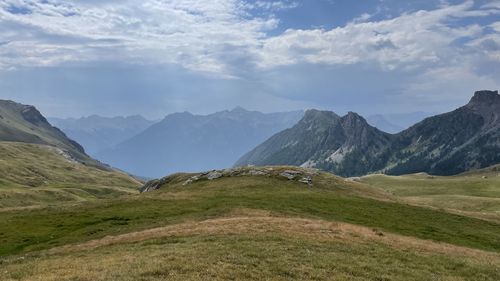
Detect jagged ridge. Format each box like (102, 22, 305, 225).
(236, 90, 500, 176)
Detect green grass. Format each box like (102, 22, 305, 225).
(2, 233, 499, 281)
(361, 170, 500, 222)
(1, 174, 499, 257)
(0, 142, 140, 208)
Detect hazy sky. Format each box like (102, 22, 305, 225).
(0, 0, 499, 118)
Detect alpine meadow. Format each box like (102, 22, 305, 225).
(1, 1, 499, 280)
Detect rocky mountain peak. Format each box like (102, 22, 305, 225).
(343, 111, 365, 121)
(341, 111, 369, 129)
(468, 90, 500, 106)
(21, 105, 49, 126)
(466, 90, 500, 125)
(301, 109, 339, 124)
(297, 110, 340, 133)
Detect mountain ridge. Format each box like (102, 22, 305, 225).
(0, 99, 93, 164)
(236, 90, 500, 176)
(49, 114, 155, 156)
(97, 107, 304, 177)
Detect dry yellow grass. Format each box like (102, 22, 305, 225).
(361, 172, 500, 223)
(50, 210, 500, 262)
(0, 142, 141, 209)
(2, 211, 498, 281)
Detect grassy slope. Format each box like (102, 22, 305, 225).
(0, 100, 103, 167)
(1, 166, 499, 280)
(0, 142, 141, 208)
(1, 169, 499, 256)
(2, 216, 499, 281)
(360, 166, 500, 222)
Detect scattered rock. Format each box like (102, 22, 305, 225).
(207, 171, 223, 180)
(142, 167, 317, 191)
(347, 177, 361, 182)
(299, 176, 313, 186)
(141, 177, 172, 192)
(284, 170, 302, 175)
(182, 175, 200, 186)
(244, 169, 268, 176)
(280, 172, 296, 180)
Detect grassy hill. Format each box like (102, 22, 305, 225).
(0, 142, 141, 209)
(0, 166, 499, 280)
(360, 165, 500, 223)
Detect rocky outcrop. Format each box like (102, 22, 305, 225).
(140, 167, 320, 192)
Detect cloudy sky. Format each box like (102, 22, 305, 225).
(0, 0, 499, 118)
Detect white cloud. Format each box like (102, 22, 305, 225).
(246, 1, 299, 11)
(257, 1, 498, 70)
(0, 0, 498, 86)
(0, 0, 277, 74)
(481, 0, 500, 9)
(350, 13, 372, 24)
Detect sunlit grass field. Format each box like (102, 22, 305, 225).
(0, 142, 141, 209)
(360, 166, 500, 223)
(1, 167, 499, 280)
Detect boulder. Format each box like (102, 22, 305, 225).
(280, 172, 296, 180)
(207, 171, 223, 180)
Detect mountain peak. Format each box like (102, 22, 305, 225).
(468, 90, 500, 106)
(299, 110, 340, 130)
(341, 111, 369, 127)
(231, 106, 249, 113)
(466, 90, 500, 124)
(20, 105, 49, 126)
(303, 109, 339, 120)
(344, 111, 364, 120)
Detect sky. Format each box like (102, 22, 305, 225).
(0, 0, 499, 119)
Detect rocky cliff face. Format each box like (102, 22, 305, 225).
(236, 90, 500, 176)
(466, 90, 500, 128)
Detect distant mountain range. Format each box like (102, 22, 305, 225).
(96, 107, 304, 177)
(49, 111, 432, 161)
(11, 90, 496, 178)
(49, 115, 155, 156)
(236, 90, 500, 176)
